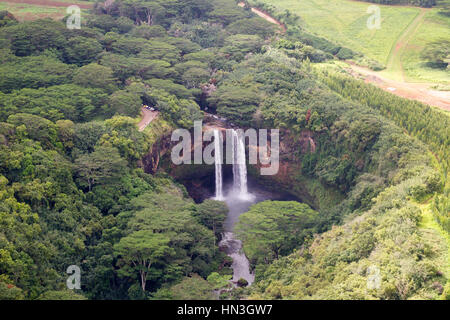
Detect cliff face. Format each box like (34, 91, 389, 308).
(140, 117, 230, 202)
(247, 128, 341, 210)
(140, 119, 342, 208)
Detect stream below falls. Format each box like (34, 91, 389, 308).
(217, 178, 297, 286)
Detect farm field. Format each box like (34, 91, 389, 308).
(259, 0, 420, 65)
(258, 0, 449, 84)
(401, 9, 450, 84)
(0, 0, 92, 21)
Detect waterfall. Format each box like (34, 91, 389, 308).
(231, 129, 251, 200)
(214, 129, 224, 200)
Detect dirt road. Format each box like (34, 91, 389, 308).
(238, 2, 286, 33)
(385, 8, 428, 82)
(138, 107, 159, 131)
(348, 64, 450, 111)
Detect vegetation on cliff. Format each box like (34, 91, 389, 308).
(0, 0, 448, 300)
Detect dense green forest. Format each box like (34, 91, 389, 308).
(0, 0, 448, 300)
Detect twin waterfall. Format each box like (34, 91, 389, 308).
(213, 129, 250, 201)
(214, 128, 255, 286)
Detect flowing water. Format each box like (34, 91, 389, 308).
(213, 129, 224, 200)
(230, 129, 251, 200)
(215, 129, 291, 286)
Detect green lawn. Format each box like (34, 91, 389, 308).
(0, 1, 92, 21)
(259, 0, 420, 65)
(259, 0, 450, 84)
(0, 2, 65, 20)
(401, 9, 450, 84)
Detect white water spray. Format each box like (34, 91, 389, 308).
(214, 129, 224, 200)
(231, 129, 252, 201)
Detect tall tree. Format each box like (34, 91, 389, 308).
(236, 201, 318, 264)
(114, 230, 172, 291)
(74, 146, 127, 191)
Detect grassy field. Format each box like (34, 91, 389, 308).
(0, 0, 92, 21)
(401, 9, 450, 84)
(259, 0, 449, 84)
(260, 0, 420, 65)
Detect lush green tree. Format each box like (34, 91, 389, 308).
(421, 39, 450, 69)
(74, 146, 127, 191)
(153, 274, 215, 300)
(37, 290, 87, 300)
(207, 272, 231, 290)
(100, 116, 150, 163)
(73, 63, 117, 93)
(0, 19, 66, 56)
(222, 34, 264, 61)
(208, 0, 247, 25)
(168, 21, 226, 48)
(137, 40, 181, 64)
(145, 78, 192, 99)
(0, 282, 24, 300)
(6, 113, 58, 148)
(64, 36, 103, 66)
(129, 25, 167, 39)
(194, 200, 227, 243)
(146, 88, 202, 127)
(0, 55, 74, 93)
(114, 230, 172, 291)
(100, 53, 176, 82)
(165, 36, 201, 55)
(208, 85, 260, 126)
(226, 17, 276, 39)
(86, 14, 134, 33)
(107, 90, 142, 117)
(1, 85, 108, 122)
(73, 121, 107, 154)
(236, 201, 318, 264)
(182, 67, 210, 88)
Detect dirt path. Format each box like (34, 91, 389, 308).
(346, 7, 449, 111)
(385, 8, 428, 82)
(238, 2, 286, 33)
(348, 64, 450, 111)
(0, 0, 92, 8)
(138, 107, 159, 132)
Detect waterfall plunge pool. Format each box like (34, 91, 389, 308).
(217, 177, 298, 287)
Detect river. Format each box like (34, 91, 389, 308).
(218, 177, 297, 286)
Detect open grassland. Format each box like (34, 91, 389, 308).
(260, 0, 449, 84)
(401, 9, 450, 84)
(0, 0, 92, 21)
(260, 0, 420, 65)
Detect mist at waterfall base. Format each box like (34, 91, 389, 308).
(217, 178, 287, 286)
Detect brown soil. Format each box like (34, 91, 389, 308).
(138, 107, 159, 132)
(348, 64, 450, 111)
(238, 2, 286, 33)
